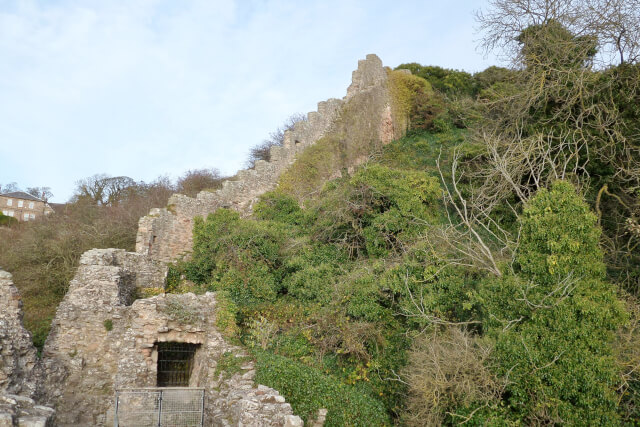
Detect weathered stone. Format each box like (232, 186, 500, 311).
(310, 408, 328, 427)
(284, 415, 304, 427)
(0, 393, 54, 427)
(36, 249, 298, 426)
(0, 270, 38, 397)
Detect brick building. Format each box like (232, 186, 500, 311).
(0, 191, 54, 221)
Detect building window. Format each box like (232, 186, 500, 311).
(2, 210, 7, 216)
(7, 210, 14, 217)
(29, 213, 35, 220)
(23, 213, 29, 221)
(18, 200, 23, 208)
(28, 202, 34, 209)
(7, 199, 12, 206)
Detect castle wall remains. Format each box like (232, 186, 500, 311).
(136, 54, 398, 262)
(37, 249, 301, 426)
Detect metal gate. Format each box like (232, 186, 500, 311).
(114, 388, 205, 427)
(157, 342, 199, 387)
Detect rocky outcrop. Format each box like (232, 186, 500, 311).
(37, 249, 300, 426)
(136, 54, 399, 262)
(0, 394, 55, 427)
(0, 270, 38, 398)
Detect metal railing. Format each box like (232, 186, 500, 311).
(114, 388, 205, 427)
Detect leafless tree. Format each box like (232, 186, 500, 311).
(176, 168, 224, 197)
(0, 182, 19, 193)
(72, 174, 137, 206)
(476, 0, 640, 66)
(26, 187, 53, 202)
(246, 113, 307, 168)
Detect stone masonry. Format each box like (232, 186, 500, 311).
(0, 269, 56, 426)
(0, 270, 38, 398)
(136, 54, 401, 262)
(0, 394, 55, 427)
(37, 249, 301, 426)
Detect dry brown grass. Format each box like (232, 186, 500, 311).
(402, 327, 503, 426)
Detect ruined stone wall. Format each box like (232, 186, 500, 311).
(37, 249, 301, 426)
(0, 393, 55, 427)
(0, 269, 56, 425)
(0, 270, 38, 398)
(136, 54, 400, 262)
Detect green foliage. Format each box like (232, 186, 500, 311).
(383, 247, 483, 330)
(178, 131, 467, 421)
(283, 261, 337, 304)
(479, 181, 627, 424)
(473, 66, 517, 91)
(378, 128, 466, 174)
(214, 351, 250, 380)
(278, 136, 343, 200)
(0, 211, 17, 227)
(246, 315, 278, 350)
(253, 190, 306, 226)
(517, 19, 597, 69)
(311, 164, 441, 258)
(254, 350, 390, 426)
(388, 69, 441, 132)
(215, 290, 240, 338)
(190, 209, 288, 306)
(165, 263, 182, 292)
(395, 64, 477, 97)
(518, 181, 606, 284)
(103, 319, 113, 331)
(615, 296, 640, 423)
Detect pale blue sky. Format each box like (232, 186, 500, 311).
(0, 0, 496, 202)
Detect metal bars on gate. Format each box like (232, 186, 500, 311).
(114, 388, 205, 427)
(157, 343, 199, 387)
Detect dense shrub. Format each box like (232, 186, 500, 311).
(479, 181, 627, 424)
(395, 64, 477, 98)
(388, 69, 441, 132)
(253, 190, 307, 226)
(311, 164, 441, 258)
(254, 350, 390, 426)
(0, 211, 17, 227)
(382, 248, 483, 330)
(190, 209, 289, 306)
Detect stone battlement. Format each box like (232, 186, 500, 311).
(136, 54, 397, 262)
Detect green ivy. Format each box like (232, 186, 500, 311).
(254, 350, 390, 426)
